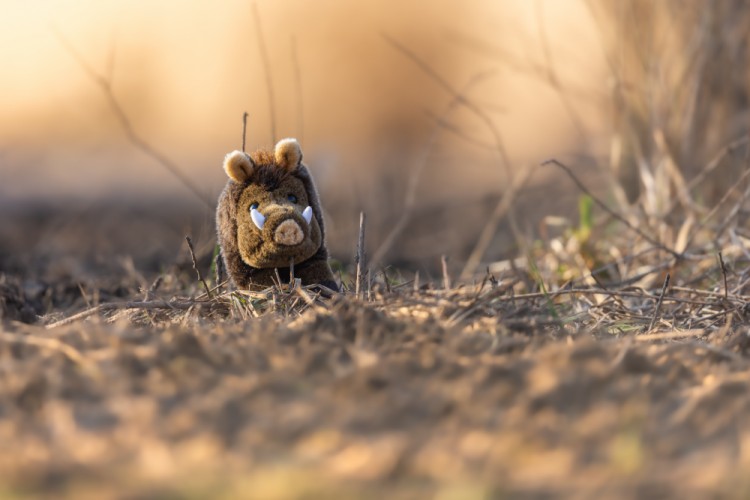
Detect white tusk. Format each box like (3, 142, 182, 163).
(302, 206, 313, 225)
(251, 208, 266, 230)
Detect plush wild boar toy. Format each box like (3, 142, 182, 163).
(216, 138, 338, 291)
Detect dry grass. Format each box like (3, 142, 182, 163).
(4, 120, 750, 499)
(586, 0, 750, 209)
(4, 173, 750, 498)
(4, 2, 750, 497)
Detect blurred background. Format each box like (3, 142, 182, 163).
(2, 0, 749, 281)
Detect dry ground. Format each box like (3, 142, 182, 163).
(3, 204, 750, 499)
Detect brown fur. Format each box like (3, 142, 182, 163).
(216, 140, 338, 291)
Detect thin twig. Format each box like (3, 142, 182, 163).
(252, 3, 276, 144)
(718, 252, 728, 300)
(144, 275, 163, 301)
(46, 300, 197, 329)
(273, 268, 284, 290)
(683, 156, 750, 250)
(543, 158, 681, 258)
(77, 282, 92, 309)
(186, 236, 212, 299)
(713, 178, 750, 241)
(295, 286, 316, 307)
(196, 280, 230, 300)
(424, 109, 495, 150)
(195, 280, 229, 302)
(242, 112, 249, 152)
(447, 29, 603, 103)
(370, 70, 497, 267)
(291, 36, 304, 144)
(460, 163, 539, 280)
(646, 274, 671, 332)
(52, 27, 213, 209)
(382, 33, 529, 272)
(533, 0, 586, 142)
(441, 255, 452, 290)
(382, 33, 511, 173)
(664, 135, 750, 217)
(597, 262, 672, 289)
(355, 212, 367, 297)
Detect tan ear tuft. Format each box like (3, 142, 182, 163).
(223, 150, 254, 183)
(274, 138, 303, 170)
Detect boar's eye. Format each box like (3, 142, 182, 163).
(249, 202, 259, 211)
(287, 194, 298, 203)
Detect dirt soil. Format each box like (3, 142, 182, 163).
(2, 206, 750, 499)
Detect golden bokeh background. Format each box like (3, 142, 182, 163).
(9, 1, 743, 268)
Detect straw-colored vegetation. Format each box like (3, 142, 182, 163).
(3, 1, 750, 497)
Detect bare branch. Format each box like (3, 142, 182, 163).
(718, 252, 728, 301)
(382, 33, 511, 173)
(52, 27, 214, 209)
(460, 163, 538, 280)
(543, 158, 681, 258)
(252, 3, 277, 144)
(383, 34, 533, 274)
(371, 70, 496, 267)
(441, 255, 452, 290)
(186, 236, 211, 299)
(646, 273, 671, 332)
(242, 112, 249, 152)
(533, 0, 587, 141)
(355, 212, 367, 298)
(291, 36, 304, 144)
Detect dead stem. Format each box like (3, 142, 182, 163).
(718, 252, 728, 300)
(533, 0, 587, 142)
(460, 163, 538, 280)
(371, 70, 497, 267)
(382, 33, 527, 270)
(186, 236, 212, 299)
(45, 300, 197, 329)
(241, 111, 249, 152)
(646, 274, 670, 332)
(252, 3, 277, 144)
(664, 136, 750, 218)
(382, 33, 511, 173)
(355, 212, 367, 298)
(52, 27, 213, 209)
(544, 158, 681, 258)
(291, 36, 304, 144)
(441, 255, 452, 290)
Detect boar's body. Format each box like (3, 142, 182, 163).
(216, 139, 338, 291)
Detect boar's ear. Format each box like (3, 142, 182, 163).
(223, 150, 255, 183)
(274, 138, 303, 171)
